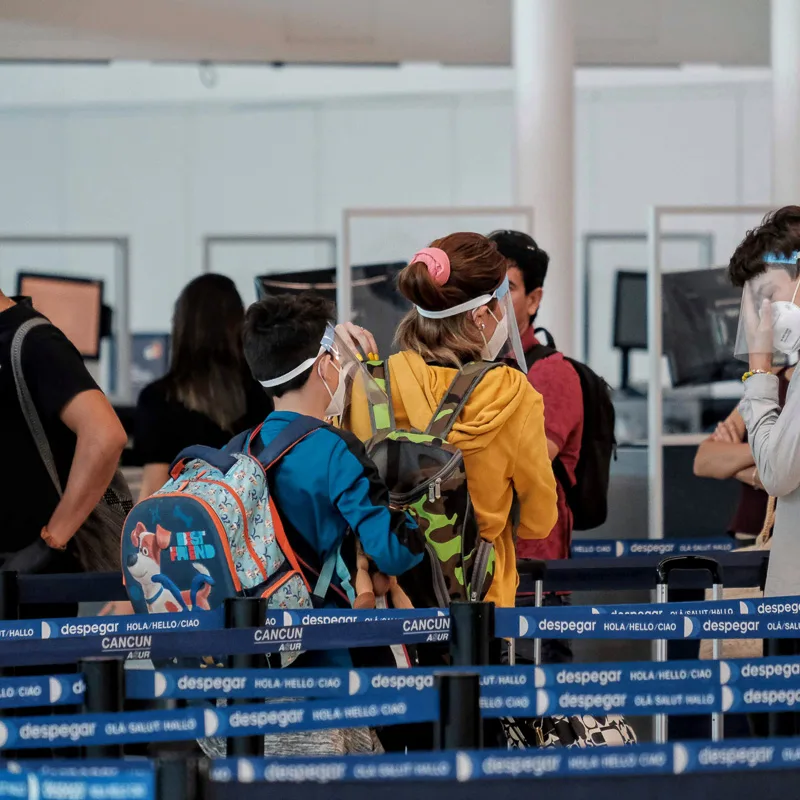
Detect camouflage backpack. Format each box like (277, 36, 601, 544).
(365, 359, 501, 608)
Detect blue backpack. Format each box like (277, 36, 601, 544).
(122, 417, 337, 653)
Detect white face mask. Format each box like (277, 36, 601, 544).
(319, 359, 347, 418)
(479, 309, 508, 361)
(771, 278, 800, 354)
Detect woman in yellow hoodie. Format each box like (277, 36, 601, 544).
(345, 232, 558, 608)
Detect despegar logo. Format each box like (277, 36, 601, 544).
(370, 674, 434, 692)
(18, 721, 97, 743)
(59, 621, 120, 637)
(538, 619, 597, 635)
(702, 620, 759, 635)
(228, 709, 304, 729)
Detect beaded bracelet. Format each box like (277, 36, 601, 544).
(742, 369, 770, 382)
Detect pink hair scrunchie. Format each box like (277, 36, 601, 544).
(412, 247, 451, 286)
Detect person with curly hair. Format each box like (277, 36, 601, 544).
(730, 205, 800, 599)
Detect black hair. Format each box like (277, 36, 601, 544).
(488, 229, 550, 293)
(243, 293, 333, 398)
(728, 206, 800, 287)
(165, 273, 248, 432)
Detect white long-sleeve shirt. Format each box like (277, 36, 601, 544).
(740, 370, 800, 597)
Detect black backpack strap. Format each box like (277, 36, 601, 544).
(10, 317, 63, 497)
(250, 415, 325, 469)
(365, 360, 395, 435)
(426, 361, 502, 439)
(534, 327, 557, 349)
(551, 456, 576, 491)
(525, 342, 558, 368)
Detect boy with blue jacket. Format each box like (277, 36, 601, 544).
(242, 294, 424, 635)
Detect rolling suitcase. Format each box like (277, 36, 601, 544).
(655, 555, 723, 744)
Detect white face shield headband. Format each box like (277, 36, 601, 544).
(414, 275, 528, 370)
(259, 323, 336, 388)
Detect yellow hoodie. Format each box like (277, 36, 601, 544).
(348, 351, 558, 608)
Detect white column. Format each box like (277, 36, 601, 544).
(772, 0, 800, 205)
(512, 0, 576, 355)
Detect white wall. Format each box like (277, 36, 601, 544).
(0, 68, 773, 390)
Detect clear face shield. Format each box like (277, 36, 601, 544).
(734, 254, 800, 367)
(415, 275, 528, 371)
(259, 322, 387, 421)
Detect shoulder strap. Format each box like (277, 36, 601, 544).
(365, 360, 395, 435)
(426, 361, 502, 439)
(312, 550, 339, 605)
(10, 317, 63, 497)
(251, 415, 325, 469)
(223, 428, 254, 456)
(534, 327, 557, 349)
(551, 456, 575, 491)
(525, 342, 558, 368)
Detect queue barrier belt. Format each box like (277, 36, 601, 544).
(211, 738, 800, 783)
(11, 661, 800, 740)
(0, 763, 154, 800)
(571, 539, 736, 558)
(8, 594, 800, 666)
(4, 739, 800, 800)
(10, 549, 770, 605)
(123, 659, 800, 717)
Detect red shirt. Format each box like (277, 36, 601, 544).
(516, 326, 583, 561)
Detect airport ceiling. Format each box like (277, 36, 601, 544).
(0, 0, 771, 67)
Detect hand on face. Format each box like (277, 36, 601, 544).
(745, 297, 774, 372)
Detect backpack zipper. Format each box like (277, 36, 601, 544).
(260, 570, 298, 601)
(470, 539, 494, 602)
(425, 543, 451, 607)
(390, 451, 463, 506)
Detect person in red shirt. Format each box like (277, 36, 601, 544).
(489, 230, 584, 663)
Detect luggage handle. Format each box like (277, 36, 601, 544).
(654, 554, 724, 746)
(517, 559, 547, 583)
(656, 555, 723, 588)
(509, 560, 548, 667)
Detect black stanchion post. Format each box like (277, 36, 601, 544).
(157, 756, 207, 800)
(434, 601, 494, 751)
(226, 596, 267, 757)
(448, 601, 494, 667)
(766, 638, 800, 737)
(435, 672, 482, 750)
(0, 571, 19, 621)
(0, 571, 19, 681)
(80, 658, 124, 758)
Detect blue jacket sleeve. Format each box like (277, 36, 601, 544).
(327, 432, 424, 575)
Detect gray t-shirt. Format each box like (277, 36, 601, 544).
(740, 369, 800, 597)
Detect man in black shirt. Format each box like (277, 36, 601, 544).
(0, 291, 127, 574)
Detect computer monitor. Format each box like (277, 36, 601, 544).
(256, 261, 409, 357)
(612, 267, 743, 388)
(612, 270, 647, 391)
(17, 272, 104, 359)
(131, 333, 171, 400)
(662, 267, 742, 387)
(613, 270, 648, 351)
